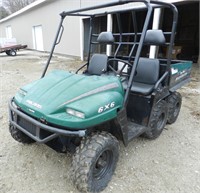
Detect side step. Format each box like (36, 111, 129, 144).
(117, 109, 147, 146)
(127, 122, 146, 142)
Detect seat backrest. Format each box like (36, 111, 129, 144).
(97, 31, 115, 44)
(87, 54, 108, 75)
(87, 32, 113, 75)
(144, 29, 166, 45)
(133, 58, 160, 84)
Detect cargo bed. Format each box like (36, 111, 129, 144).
(159, 59, 192, 91)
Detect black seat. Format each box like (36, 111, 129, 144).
(87, 54, 108, 75)
(144, 29, 166, 45)
(128, 29, 165, 95)
(131, 57, 160, 95)
(87, 31, 114, 76)
(97, 31, 115, 44)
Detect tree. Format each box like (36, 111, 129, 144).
(0, 6, 9, 19)
(3, 0, 36, 14)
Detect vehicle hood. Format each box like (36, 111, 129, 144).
(14, 70, 124, 119)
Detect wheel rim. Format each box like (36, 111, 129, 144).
(11, 51, 15, 56)
(93, 150, 113, 180)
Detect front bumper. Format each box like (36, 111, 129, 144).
(9, 99, 86, 143)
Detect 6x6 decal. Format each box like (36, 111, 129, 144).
(98, 102, 115, 113)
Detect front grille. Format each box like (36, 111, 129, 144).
(17, 116, 36, 136)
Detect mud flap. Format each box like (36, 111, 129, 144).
(117, 108, 129, 146)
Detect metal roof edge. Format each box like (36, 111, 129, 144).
(0, 0, 193, 24)
(0, 0, 49, 23)
(160, 0, 193, 3)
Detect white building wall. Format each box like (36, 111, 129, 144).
(0, 0, 113, 57)
(0, 0, 81, 56)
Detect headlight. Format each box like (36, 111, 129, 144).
(19, 89, 27, 97)
(66, 108, 85, 119)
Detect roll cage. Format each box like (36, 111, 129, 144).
(41, 0, 178, 107)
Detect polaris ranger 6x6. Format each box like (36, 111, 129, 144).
(9, 0, 192, 192)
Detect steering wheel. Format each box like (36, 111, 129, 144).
(107, 58, 132, 76)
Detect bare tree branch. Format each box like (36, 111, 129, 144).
(0, 6, 9, 19)
(3, 0, 36, 14)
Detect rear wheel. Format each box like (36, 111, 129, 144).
(167, 92, 182, 124)
(143, 100, 168, 139)
(71, 131, 119, 193)
(9, 49, 17, 56)
(9, 124, 35, 144)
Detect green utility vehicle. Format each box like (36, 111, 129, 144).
(9, 0, 192, 192)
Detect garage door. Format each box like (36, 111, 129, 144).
(32, 25, 44, 51)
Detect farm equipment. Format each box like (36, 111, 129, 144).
(0, 38, 27, 56)
(9, 0, 192, 192)
(0, 44, 27, 56)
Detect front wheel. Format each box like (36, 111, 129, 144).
(71, 131, 119, 193)
(9, 124, 35, 144)
(6, 50, 11, 56)
(143, 100, 168, 139)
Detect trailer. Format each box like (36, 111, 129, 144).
(0, 44, 27, 56)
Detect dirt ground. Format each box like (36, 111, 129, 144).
(0, 50, 200, 193)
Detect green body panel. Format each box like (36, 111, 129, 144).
(169, 61, 192, 89)
(169, 61, 192, 88)
(14, 70, 124, 129)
